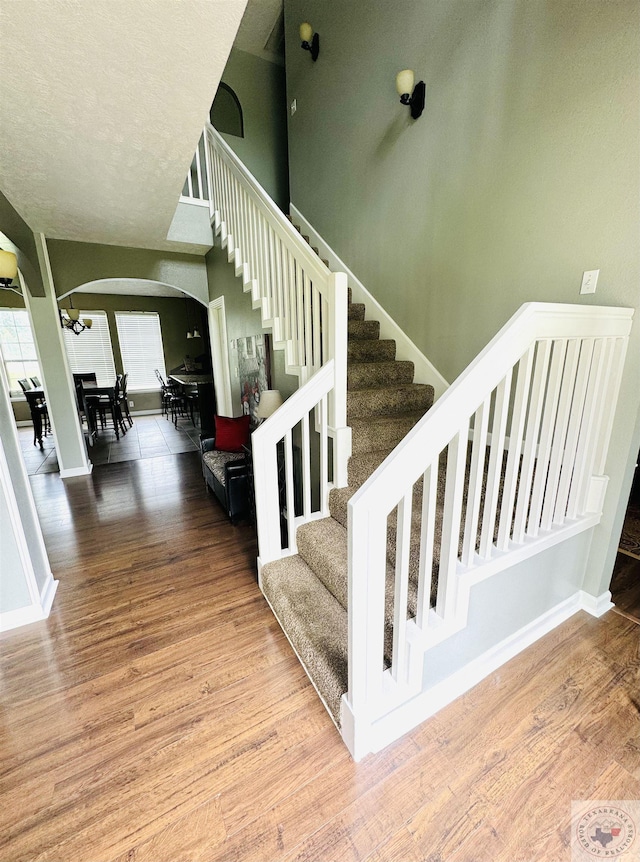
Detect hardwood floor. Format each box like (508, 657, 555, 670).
(610, 552, 640, 624)
(1, 452, 638, 862)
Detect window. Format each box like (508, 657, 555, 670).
(0, 308, 41, 395)
(62, 311, 116, 386)
(115, 312, 166, 391)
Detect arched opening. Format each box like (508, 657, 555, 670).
(210, 82, 244, 138)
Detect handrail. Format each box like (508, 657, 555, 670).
(203, 123, 351, 564)
(252, 362, 335, 566)
(347, 302, 633, 719)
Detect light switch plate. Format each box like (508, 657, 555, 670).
(290, 99, 297, 116)
(580, 269, 599, 294)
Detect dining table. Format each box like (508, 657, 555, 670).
(168, 374, 215, 432)
(80, 381, 122, 441)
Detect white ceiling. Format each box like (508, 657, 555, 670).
(60, 279, 187, 301)
(0, 0, 250, 252)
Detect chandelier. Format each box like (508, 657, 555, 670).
(59, 301, 92, 335)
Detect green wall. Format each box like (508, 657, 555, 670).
(46, 239, 208, 304)
(285, 1, 640, 595)
(217, 48, 290, 211)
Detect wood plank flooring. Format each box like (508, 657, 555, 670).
(1, 451, 638, 862)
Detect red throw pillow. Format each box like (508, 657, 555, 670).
(214, 414, 251, 452)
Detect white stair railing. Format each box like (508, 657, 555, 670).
(345, 302, 633, 756)
(202, 123, 350, 564)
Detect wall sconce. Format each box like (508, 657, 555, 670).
(0, 249, 20, 294)
(395, 69, 425, 120)
(59, 300, 92, 335)
(300, 22, 319, 61)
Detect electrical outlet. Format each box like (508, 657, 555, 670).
(290, 99, 297, 116)
(580, 269, 599, 295)
(129, 400, 134, 407)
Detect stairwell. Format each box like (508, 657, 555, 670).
(261, 289, 435, 725)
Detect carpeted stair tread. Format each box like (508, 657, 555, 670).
(348, 339, 396, 363)
(296, 518, 349, 609)
(348, 319, 380, 340)
(261, 555, 348, 725)
(347, 384, 434, 421)
(350, 412, 425, 455)
(294, 517, 422, 664)
(348, 303, 366, 321)
(348, 360, 415, 390)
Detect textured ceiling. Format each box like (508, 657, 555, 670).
(234, 0, 284, 65)
(0, 0, 247, 251)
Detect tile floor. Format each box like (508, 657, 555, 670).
(17, 414, 201, 475)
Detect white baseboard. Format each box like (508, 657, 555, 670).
(39, 572, 59, 617)
(60, 463, 93, 478)
(0, 574, 59, 633)
(579, 589, 614, 617)
(347, 590, 602, 758)
(290, 203, 449, 399)
(130, 409, 163, 416)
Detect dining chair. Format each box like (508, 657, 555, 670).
(120, 373, 134, 428)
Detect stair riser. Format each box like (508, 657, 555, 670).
(350, 416, 421, 455)
(348, 303, 366, 321)
(348, 320, 380, 340)
(348, 361, 415, 390)
(348, 340, 396, 363)
(347, 385, 434, 421)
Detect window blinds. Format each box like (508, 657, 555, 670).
(62, 311, 116, 386)
(114, 312, 167, 391)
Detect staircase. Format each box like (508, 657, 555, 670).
(261, 289, 435, 723)
(197, 123, 634, 760)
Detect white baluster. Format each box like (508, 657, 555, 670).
(553, 338, 594, 525)
(284, 429, 296, 552)
(462, 397, 490, 566)
(479, 371, 512, 559)
(497, 344, 535, 551)
(512, 339, 552, 545)
(301, 411, 312, 519)
(436, 425, 469, 621)
(392, 490, 413, 683)
(416, 462, 438, 628)
(527, 339, 567, 537)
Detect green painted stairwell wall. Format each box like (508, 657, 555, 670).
(284, 0, 640, 602)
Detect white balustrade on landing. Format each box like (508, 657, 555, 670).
(203, 123, 350, 565)
(346, 302, 633, 736)
(181, 134, 209, 206)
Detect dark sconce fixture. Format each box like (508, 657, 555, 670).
(396, 69, 425, 120)
(300, 22, 319, 61)
(0, 249, 21, 295)
(185, 296, 201, 340)
(59, 298, 92, 336)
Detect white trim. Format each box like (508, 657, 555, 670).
(130, 408, 163, 416)
(0, 574, 59, 633)
(290, 203, 449, 399)
(179, 195, 210, 208)
(345, 590, 598, 759)
(579, 589, 614, 617)
(208, 296, 234, 417)
(60, 463, 93, 478)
